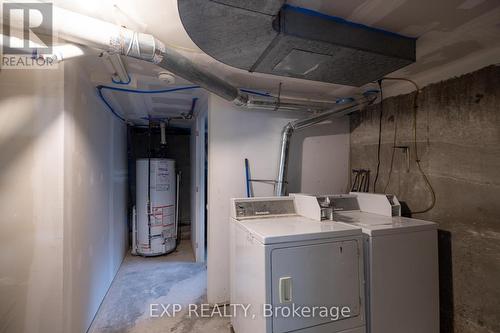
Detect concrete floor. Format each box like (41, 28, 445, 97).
(88, 241, 231, 333)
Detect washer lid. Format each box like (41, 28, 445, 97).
(234, 215, 362, 244)
(334, 211, 437, 236)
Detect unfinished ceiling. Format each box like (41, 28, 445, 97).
(54, 0, 500, 120)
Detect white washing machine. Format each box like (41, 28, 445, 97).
(230, 196, 366, 333)
(292, 193, 439, 333)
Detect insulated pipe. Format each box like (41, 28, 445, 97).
(45, 6, 242, 102)
(274, 94, 378, 196)
(50, 6, 164, 63)
(245, 97, 337, 112)
(39, 5, 340, 111)
(158, 48, 241, 102)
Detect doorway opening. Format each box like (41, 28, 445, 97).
(88, 118, 217, 332)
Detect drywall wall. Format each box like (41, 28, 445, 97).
(350, 65, 500, 333)
(190, 94, 209, 262)
(207, 95, 350, 303)
(287, 117, 351, 194)
(62, 58, 128, 333)
(0, 68, 65, 333)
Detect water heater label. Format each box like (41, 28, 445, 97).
(156, 165, 170, 191)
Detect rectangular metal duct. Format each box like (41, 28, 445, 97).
(178, 2, 416, 87)
(211, 0, 283, 15)
(253, 5, 416, 86)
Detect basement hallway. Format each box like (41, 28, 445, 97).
(87, 242, 230, 333)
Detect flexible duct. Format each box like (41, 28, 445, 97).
(29, 6, 241, 103)
(26, 5, 340, 111)
(274, 94, 378, 196)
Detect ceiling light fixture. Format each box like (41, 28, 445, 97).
(157, 71, 176, 84)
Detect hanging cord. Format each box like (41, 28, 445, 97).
(381, 81, 398, 193)
(373, 80, 384, 192)
(379, 77, 436, 214)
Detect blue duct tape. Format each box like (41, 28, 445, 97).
(336, 97, 355, 104)
(189, 97, 198, 117)
(111, 73, 132, 85)
(240, 88, 272, 98)
(97, 85, 201, 94)
(97, 87, 127, 122)
(282, 4, 417, 40)
(96, 85, 201, 123)
(363, 89, 380, 96)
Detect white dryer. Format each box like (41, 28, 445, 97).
(230, 196, 366, 333)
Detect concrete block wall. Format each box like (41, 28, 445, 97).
(350, 65, 500, 333)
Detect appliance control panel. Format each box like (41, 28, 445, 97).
(233, 198, 296, 219)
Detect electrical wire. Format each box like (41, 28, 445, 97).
(372, 80, 384, 192)
(382, 82, 398, 193)
(378, 77, 436, 214)
(97, 87, 127, 122)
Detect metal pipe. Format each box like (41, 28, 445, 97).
(245, 96, 337, 112)
(41, 5, 348, 112)
(274, 94, 378, 196)
(131, 206, 138, 255)
(47, 5, 242, 102)
(160, 122, 167, 145)
(175, 172, 181, 241)
(158, 48, 241, 102)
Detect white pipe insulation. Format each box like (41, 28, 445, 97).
(4, 5, 376, 113)
(50, 6, 164, 64)
(9, 4, 344, 111)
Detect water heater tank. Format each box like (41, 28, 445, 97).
(134, 158, 177, 256)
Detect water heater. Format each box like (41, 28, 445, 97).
(133, 158, 178, 256)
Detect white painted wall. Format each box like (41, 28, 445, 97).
(287, 118, 351, 194)
(0, 69, 65, 333)
(190, 94, 208, 262)
(0, 58, 127, 333)
(206, 95, 350, 303)
(62, 58, 128, 333)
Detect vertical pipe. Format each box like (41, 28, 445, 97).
(160, 122, 167, 145)
(175, 172, 181, 241)
(274, 96, 377, 196)
(275, 124, 293, 196)
(131, 206, 137, 255)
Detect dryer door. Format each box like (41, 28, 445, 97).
(271, 240, 362, 333)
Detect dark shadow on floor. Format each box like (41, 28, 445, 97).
(438, 229, 454, 333)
